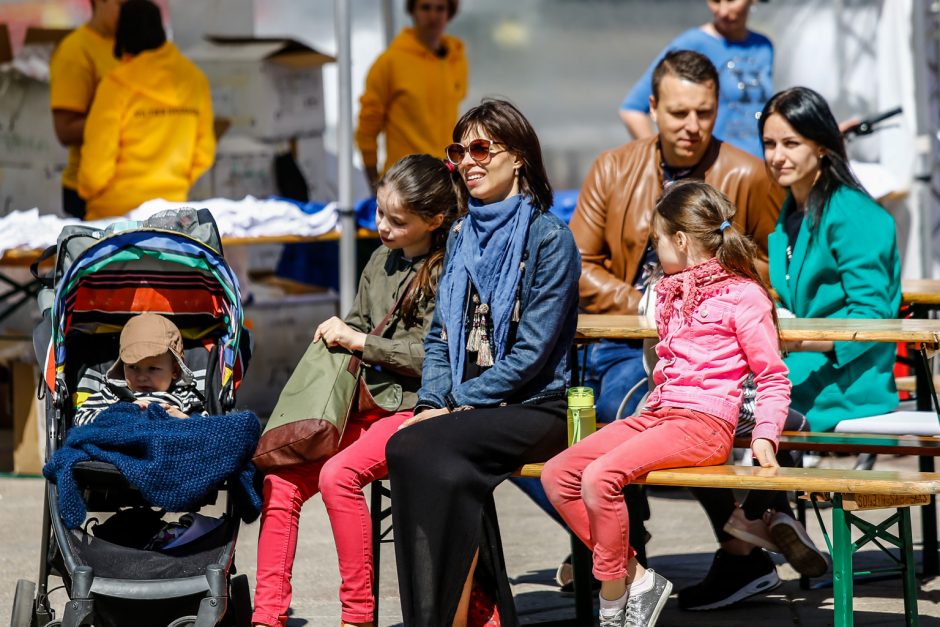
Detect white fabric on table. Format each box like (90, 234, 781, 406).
(834, 411, 940, 437)
(0, 197, 339, 257)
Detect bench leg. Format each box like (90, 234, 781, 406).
(918, 456, 938, 577)
(832, 495, 855, 627)
(571, 534, 595, 626)
(899, 506, 920, 626)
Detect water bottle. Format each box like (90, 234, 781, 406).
(566, 386, 596, 446)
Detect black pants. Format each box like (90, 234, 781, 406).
(62, 186, 86, 220)
(691, 408, 809, 543)
(386, 398, 567, 627)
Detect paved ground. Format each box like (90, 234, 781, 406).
(2, 454, 940, 625)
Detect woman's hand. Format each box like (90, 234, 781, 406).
(398, 407, 450, 430)
(314, 316, 367, 351)
(751, 438, 779, 468)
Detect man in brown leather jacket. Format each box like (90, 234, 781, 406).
(567, 50, 785, 608)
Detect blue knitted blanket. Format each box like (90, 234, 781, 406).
(44, 402, 263, 529)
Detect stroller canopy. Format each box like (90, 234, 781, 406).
(42, 209, 245, 407)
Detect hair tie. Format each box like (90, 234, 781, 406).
(719, 220, 731, 232)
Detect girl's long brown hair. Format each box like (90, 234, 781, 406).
(654, 180, 779, 330)
(378, 154, 466, 328)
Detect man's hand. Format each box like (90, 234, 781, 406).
(314, 316, 367, 351)
(751, 438, 779, 468)
(398, 407, 450, 430)
(52, 109, 87, 146)
(365, 165, 380, 196)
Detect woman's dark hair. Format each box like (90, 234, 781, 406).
(406, 0, 459, 19)
(378, 153, 466, 328)
(759, 86, 863, 230)
(453, 98, 554, 212)
(654, 180, 778, 330)
(114, 0, 166, 59)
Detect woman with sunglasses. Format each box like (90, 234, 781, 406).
(386, 98, 581, 626)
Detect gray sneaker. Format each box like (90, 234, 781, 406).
(624, 569, 673, 627)
(598, 606, 626, 627)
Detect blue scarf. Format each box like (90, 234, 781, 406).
(438, 194, 534, 382)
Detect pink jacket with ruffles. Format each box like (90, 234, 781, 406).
(645, 259, 791, 449)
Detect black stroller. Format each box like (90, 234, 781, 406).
(11, 209, 255, 627)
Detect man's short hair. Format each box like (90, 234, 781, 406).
(406, 0, 459, 20)
(651, 50, 720, 101)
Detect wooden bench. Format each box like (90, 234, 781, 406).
(514, 463, 940, 627)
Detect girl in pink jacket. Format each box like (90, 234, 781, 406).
(542, 180, 790, 627)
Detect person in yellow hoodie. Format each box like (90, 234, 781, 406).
(356, 0, 468, 193)
(49, 0, 125, 219)
(78, 0, 215, 221)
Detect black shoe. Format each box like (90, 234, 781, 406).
(678, 548, 780, 611)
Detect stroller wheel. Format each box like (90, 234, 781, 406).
(10, 579, 36, 627)
(166, 618, 196, 627)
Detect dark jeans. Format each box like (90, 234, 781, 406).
(582, 339, 648, 421)
(62, 186, 86, 220)
(691, 408, 810, 543)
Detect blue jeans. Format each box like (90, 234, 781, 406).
(511, 339, 648, 527)
(582, 339, 648, 422)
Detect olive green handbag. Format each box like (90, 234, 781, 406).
(252, 281, 412, 471)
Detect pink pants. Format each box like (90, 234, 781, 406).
(251, 409, 411, 626)
(541, 407, 733, 581)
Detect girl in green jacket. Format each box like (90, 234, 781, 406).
(761, 86, 901, 431)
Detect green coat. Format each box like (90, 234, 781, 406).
(344, 246, 436, 410)
(768, 186, 901, 431)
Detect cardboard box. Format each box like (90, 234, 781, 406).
(0, 161, 63, 215)
(12, 360, 42, 475)
(187, 36, 334, 141)
(295, 133, 337, 202)
(0, 26, 70, 215)
(190, 134, 278, 201)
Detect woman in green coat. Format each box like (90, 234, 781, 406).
(760, 86, 901, 432)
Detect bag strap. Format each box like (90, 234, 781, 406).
(30, 245, 58, 289)
(347, 274, 419, 374)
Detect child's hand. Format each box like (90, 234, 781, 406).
(314, 317, 367, 351)
(162, 404, 190, 419)
(751, 438, 779, 468)
(134, 400, 151, 410)
(398, 407, 450, 430)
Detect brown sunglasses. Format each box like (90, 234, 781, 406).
(445, 139, 506, 165)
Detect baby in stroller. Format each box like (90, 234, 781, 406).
(73, 313, 204, 425)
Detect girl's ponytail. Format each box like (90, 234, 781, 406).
(655, 181, 778, 330)
(379, 154, 468, 328)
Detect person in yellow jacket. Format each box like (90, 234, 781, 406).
(78, 0, 215, 221)
(49, 0, 125, 219)
(356, 0, 468, 192)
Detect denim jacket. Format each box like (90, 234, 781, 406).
(417, 209, 581, 409)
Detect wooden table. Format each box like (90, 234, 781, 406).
(574, 313, 940, 584)
(0, 229, 379, 324)
(902, 279, 940, 309)
(577, 314, 940, 345)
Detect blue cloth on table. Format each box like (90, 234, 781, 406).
(43, 402, 263, 529)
